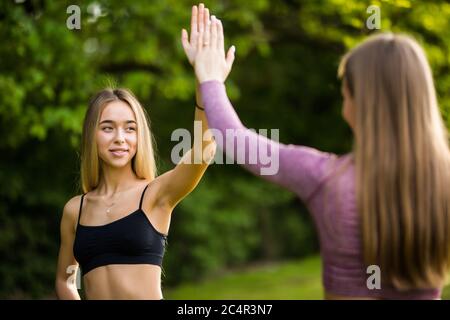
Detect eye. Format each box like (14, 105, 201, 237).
(126, 127, 136, 132)
(101, 126, 113, 132)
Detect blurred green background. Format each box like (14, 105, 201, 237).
(1, 0, 450, 299)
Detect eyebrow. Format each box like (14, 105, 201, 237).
(99, 120, 137, 125)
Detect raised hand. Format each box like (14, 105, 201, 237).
(194, 15, 235, 83)
(181, 3, 210, 66)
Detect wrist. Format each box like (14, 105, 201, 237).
(197, 76, 224, 85)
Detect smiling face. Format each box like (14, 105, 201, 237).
(96, 100, 138, 169)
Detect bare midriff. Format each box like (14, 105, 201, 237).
(82, 264, 162, 300)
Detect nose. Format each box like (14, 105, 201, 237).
(114, 128, 125, 144)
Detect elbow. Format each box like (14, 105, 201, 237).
(203, 141, 217, 164)
(55, 278, 80, 300)
(192, 141, 217, 165)
(54, 280, 63, 300)
(55, 279, 66, 300)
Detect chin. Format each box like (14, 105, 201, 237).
(101, 157, 132, 169)
(110, 161, 131, 169)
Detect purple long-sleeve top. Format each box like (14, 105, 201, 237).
(200, 80, 442, 299)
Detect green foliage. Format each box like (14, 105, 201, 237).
(165, 255, 324, 299)
(1, 0, 450, 298)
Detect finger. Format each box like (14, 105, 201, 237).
(217, 19, 224, 52)
(203, 19, 211, 48)
(181, 29, 189, 51)
(197, 30, 204, 52)
(211, 16, 218, 49)
(204, 7, 210, 27)
(198, 3, 204, 33)
(226, 45, 236, 69)
(190, 5, 198, 36)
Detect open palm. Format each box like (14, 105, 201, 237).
(194, 16, 235, 83)
(181, 4, 210, 66)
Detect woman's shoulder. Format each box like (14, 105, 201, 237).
(62, 195, 84, 221)
(59, 195, 84, 234)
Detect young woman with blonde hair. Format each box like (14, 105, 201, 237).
(194, 6, 450, 299)
(55, 4, 215, 300)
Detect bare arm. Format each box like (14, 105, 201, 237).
(150, 4, 216, 210)
(155, 81, 216, 209)
(55, 196, 81, 300)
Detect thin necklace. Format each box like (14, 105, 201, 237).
(100, 185, 136, 214)
(105, 202, 115, 214)
(103, 197, 116, 214)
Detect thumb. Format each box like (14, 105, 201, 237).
(226, 45, 236, 70)
(181, 29, 189, 51)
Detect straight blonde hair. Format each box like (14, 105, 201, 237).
(80, 88, 157, 193)
(339, 33, 450, 289)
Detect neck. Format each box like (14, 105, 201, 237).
(97, 162, 140, 196)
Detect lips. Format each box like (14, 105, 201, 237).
(109, 148, 129, 157)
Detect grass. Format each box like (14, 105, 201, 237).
(165, 255, 450, 300)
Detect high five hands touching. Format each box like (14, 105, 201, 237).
(181, 3, 235, 84)
(181, 3, 209, 66)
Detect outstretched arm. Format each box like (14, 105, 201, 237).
(154, 4, 216, 210)
(200, 80, 337, 201)
(194, 8, 338, 202)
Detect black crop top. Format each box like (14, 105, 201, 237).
(73, 184, 167, 276)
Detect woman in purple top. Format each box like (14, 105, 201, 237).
(187, 5, 450, 299)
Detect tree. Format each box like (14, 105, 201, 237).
(1, 0, 449, 298)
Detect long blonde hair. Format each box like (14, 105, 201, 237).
(80, 88, 157, 193)
(339, 33, 450, 289)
